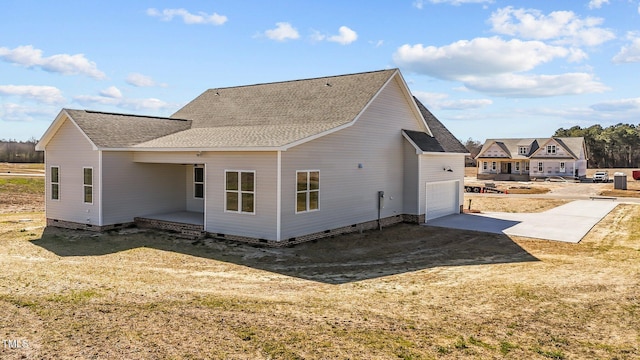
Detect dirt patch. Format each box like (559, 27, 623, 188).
(1, 170, 639, 359)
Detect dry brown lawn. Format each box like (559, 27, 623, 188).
(1, 173, 639, 359)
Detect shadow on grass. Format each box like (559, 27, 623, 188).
(31, 223, 538, 285)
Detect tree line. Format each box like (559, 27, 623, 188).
(0, 139, 44, 163)
(554, 123, 640, 168)
(462, 123, 640, 169)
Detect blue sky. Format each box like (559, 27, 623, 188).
(1, 0, 639, 143)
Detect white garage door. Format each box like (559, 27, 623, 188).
(425, 181, 459, 221)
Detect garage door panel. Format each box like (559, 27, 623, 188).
(426, 181, 459, 221)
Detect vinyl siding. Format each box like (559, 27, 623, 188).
(199, 152, 278, 240)
(101, 152, 187, 224)
(134, 151, 278, 238)
(418, 153, 465, 216)
(402, 140, 420, 215)
(186, 166, 205, 212)
(44, 118, 100, 225)
(280, 76, 426, 239)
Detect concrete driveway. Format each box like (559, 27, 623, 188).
(426, 200, 619, 243)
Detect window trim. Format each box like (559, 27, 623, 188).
(515, 162, 520, 172)
(224, 170, 255, 215)
(559, 162, 566, 173)
(83, 167, 93, 204)
(518, 146, 528, 155)
(50, 165, 60, 201)
(547, 145, 556, 154)
(491, 162, 496, 171)
(296, 170, 320, 214)
(193, 166, 204, 199)
(482, 162, 487, 170)
(538, 162, 543, 172)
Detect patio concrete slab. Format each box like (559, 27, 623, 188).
(426, 200, 619, 243)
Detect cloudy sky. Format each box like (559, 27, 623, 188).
(1, 0, 639, 142)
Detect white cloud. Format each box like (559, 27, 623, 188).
(126, 73, 167, 87)
(588, 0, 610, 9)
(463, 73, 609, 97)
(369, 40, 384, 47)
(327, 26, 358, 45)
(0, 103, 57, 122)
(264, 22, 300, 41)
(146, 8, 227, 25)
(0, 85, 65, 104)
(612, 33, 640, 63)
(0, 45, 106, 79)
(413, 0, 425, 9)
(591, 98, 640, 111)
(99, 86, 122, 99)
(488, 7, 615, 46)
(74, 93, 174, 111)
(426, 0, 494, 5)
(413, 91, 493, 110)
(393, 37, 574, 80)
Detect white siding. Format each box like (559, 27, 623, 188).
(481, 143, 509, 158)
(186, 166, 205, 212)
(44, 118, 101, 225)
(200, 152, 278, 240)
(101, 152, 187, 224)
(402, 140, 420, 215)
(134, 151, 278, 239)
(280, 76, 426, 239)
(418, 153, 465, 217)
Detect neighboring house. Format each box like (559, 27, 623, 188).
(475, 137, 587, 181)
(36, 69, 468, 246)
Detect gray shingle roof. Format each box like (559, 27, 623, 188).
(407, 97, 468, 153)
(65, 110, 191, 148)
(171, 69, 397, 129)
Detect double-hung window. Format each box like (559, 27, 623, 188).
(296, 171, 319, 213)
(51, 166, 60, 200)
(194, 167, 204, 199)
(483, 162, 487, 170)
(560, 162, 565, 173)
(225, 171, 255, 214)
(83, 167, 93, 204)
(538, 162, 543, 172)
(547, 145, 556, 154)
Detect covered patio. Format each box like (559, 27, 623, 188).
(134, 211, 205, 238)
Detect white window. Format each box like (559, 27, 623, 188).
(547, 145, 556, 154)
(51, 166, 60, 200)
(225, 171, 255, 214)
(194, 167, 204, 199)
(525, 162, 530, 171)
(515, 162, 520, 172)
(491, 162, 496, 171)
(538, 162, 543, 172)
(83, 167, 93, 204)
(518, 147, 528, 155)
(560, 162, 565, 173)
(483, 162, 487, 170)
(296, 171, 319, 213)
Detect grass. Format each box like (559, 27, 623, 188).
(0, 162, 44, 174)
(0, 177, 45, 194)
(0, 169, 639, 359)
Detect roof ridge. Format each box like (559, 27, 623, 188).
(79, 109, 190, 122)
(206, 68, 397, 92)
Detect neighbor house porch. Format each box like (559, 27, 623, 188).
(477, 159, 531, 181)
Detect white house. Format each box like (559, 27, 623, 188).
(36, 69, 468, 246)
(476, 137, 587, 181)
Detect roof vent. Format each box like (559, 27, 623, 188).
(325, 82, 332, 87)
